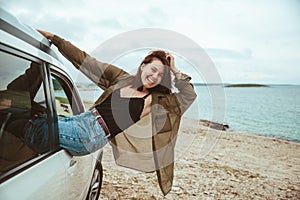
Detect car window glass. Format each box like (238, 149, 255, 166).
(52, 76, 74, 117)
(0, 51, 48, 175)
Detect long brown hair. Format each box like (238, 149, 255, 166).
(131, 50, 172, 94)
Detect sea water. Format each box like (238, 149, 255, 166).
(185, 85, 300, 143)
(77, 85, 300, 143)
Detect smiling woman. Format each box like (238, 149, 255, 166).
(17, 30, 197, 195)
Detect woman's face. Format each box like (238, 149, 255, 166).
(140, 58, 165, 89)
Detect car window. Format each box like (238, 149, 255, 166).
(50, 68, 84, 116)
(52, 76, 74, 118)
(0, 50, 53, 177)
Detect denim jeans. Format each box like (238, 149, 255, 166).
(25, 111, 108, 156)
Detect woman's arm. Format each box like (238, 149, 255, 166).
(162, 54, 197, 115)
(172, 73, 197, 115)
(38, 30, 128, 90)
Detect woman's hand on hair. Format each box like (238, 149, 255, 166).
(166, 53, 175, 69)
(166, 53, 181, 78)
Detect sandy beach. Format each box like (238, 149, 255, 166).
(98, 117, 300, 199)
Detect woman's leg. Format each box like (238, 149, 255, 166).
(58, 111, 108, 156)
(25, 111, 108, 156)
(24, 114, 49, 153)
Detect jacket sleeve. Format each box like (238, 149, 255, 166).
(174, 73, 197, 114)
(51, 35, 128, 90)
(159, 73, 197, 116)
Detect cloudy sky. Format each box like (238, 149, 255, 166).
(1, 0, 300, 84)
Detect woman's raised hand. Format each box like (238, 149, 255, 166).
(37, 30, 54, 41)
(166, 53, 181, 76)
(166, 53, 175, 70)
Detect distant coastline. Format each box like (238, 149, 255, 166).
(192, 83, 270, 88)
(225, 83, 270, 88)
(77, 82, 298, 88)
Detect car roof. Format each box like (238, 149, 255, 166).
(0, 8, 73, 75)
(0, 8, 59, 60)
(0, 8, 50, 50)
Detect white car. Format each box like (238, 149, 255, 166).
(0, 8, 103, 200)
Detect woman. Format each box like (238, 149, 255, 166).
(34, 30, 197, 195)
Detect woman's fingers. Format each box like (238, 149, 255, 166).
(37, 30, 54, 40)
(166, 54, 175, 68)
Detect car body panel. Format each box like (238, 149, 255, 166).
(1, 152, 70, 199)
(0, 8, 102, 200)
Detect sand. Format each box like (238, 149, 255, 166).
(97, 117, 300, 199)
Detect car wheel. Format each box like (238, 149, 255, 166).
(86, 162, 103, 200)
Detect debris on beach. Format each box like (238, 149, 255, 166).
(200, 119, 229, 131)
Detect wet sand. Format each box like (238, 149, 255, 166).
(98, 118, 300, 199)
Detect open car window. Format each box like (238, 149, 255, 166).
(50, 66, 84, 116)
(52, 76, 74, 118)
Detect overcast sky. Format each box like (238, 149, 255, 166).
(1, 0, 300, 84)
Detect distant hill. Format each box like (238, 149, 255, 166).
(225, 83, 269, 88)
(192, 83, 270, 88)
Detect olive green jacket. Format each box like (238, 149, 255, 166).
(52, 35, 197, 195)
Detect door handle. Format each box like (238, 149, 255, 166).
(67, 160, 77, 175)
(69, 160, 77, 167)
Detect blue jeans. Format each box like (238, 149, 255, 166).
(25, 111, 108, 156)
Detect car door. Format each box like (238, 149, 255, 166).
(48, 67, 97, 199)
(1, 9, 99, 199)
(0, 48, 68, 199)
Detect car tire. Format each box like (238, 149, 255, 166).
(86, 161, 103, 200)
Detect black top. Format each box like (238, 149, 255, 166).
(95, 88, 151, 137)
